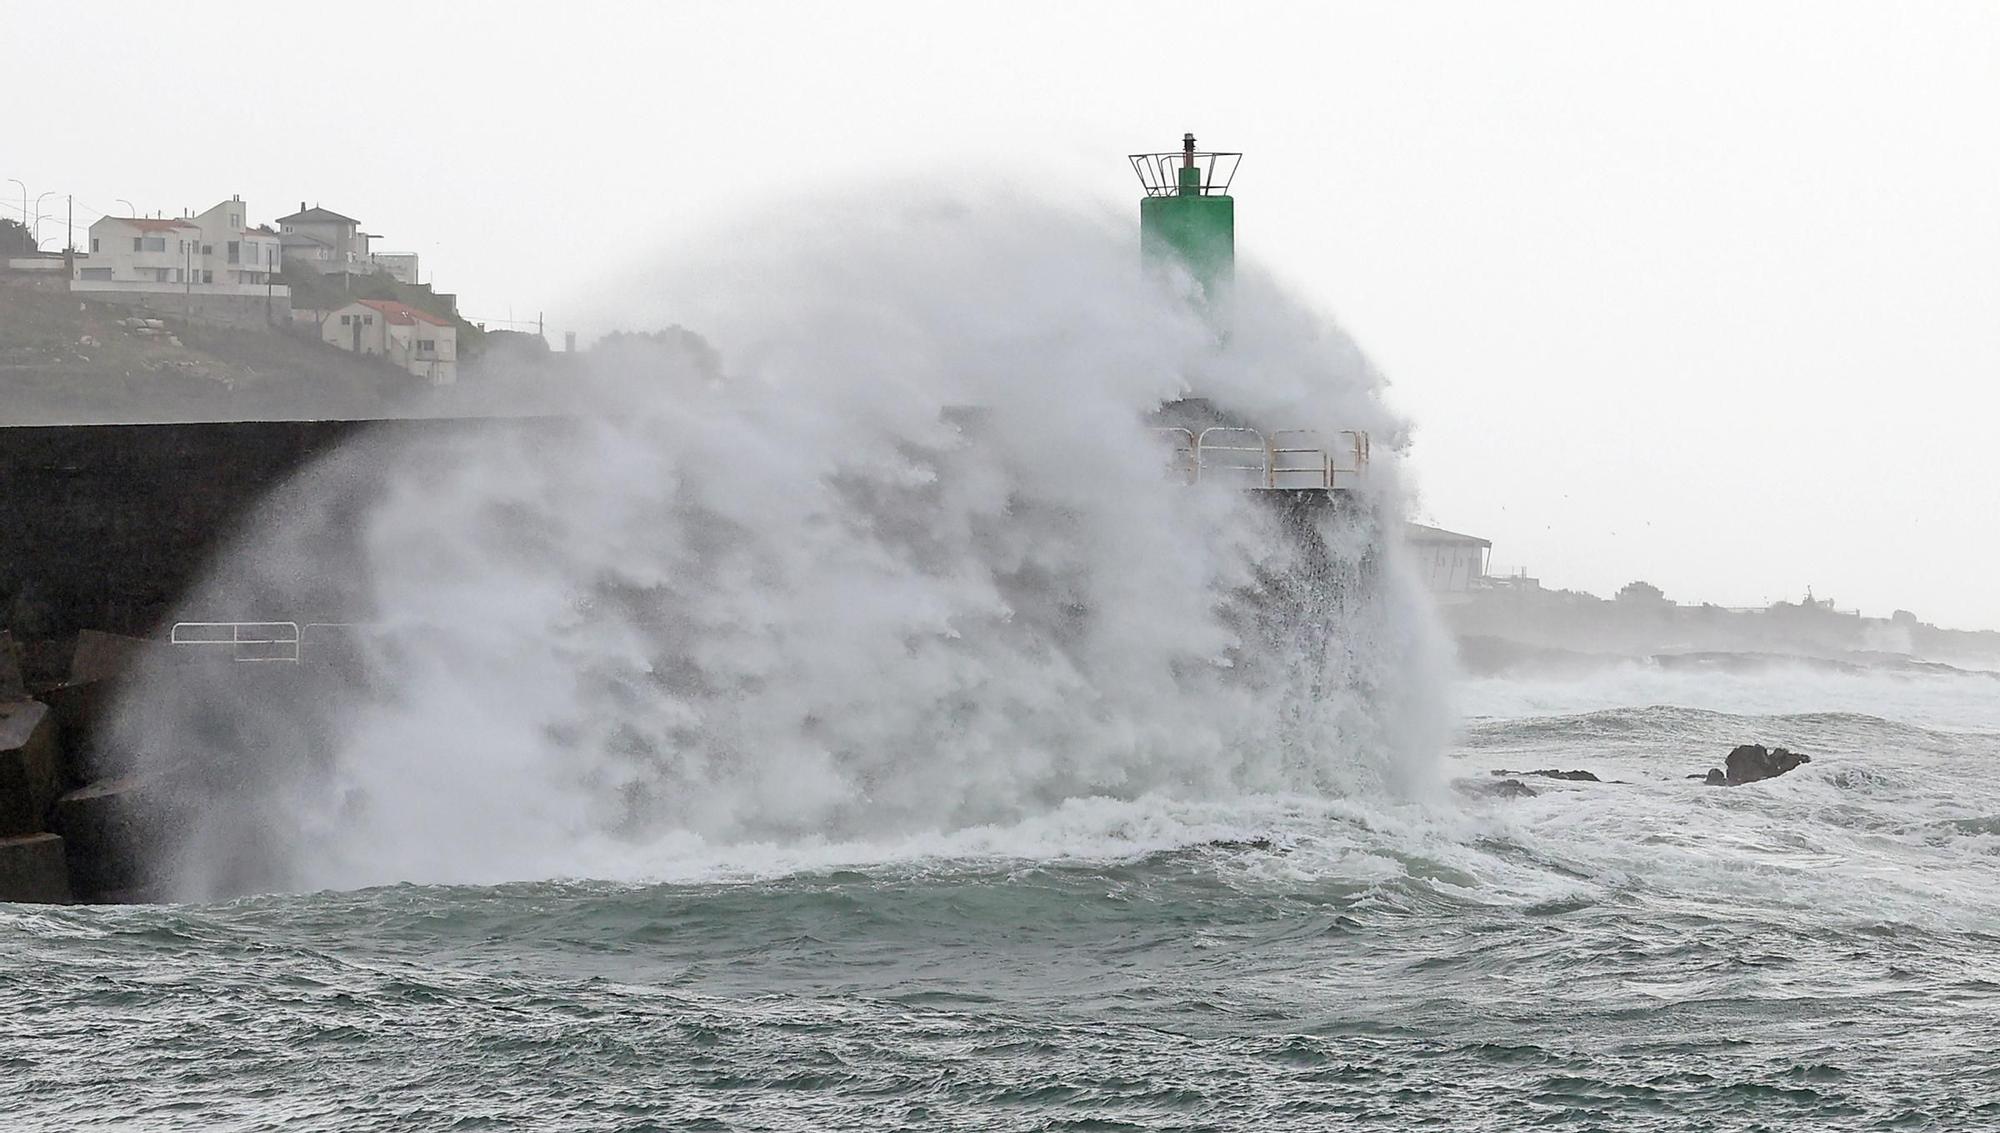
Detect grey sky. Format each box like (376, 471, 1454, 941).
(8, 1, 1998, 628)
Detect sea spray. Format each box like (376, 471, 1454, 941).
(110, 192, 1454, 897)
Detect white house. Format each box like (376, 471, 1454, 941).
(315, 297, 457, 385)
(77, 195, 284, 290)
(77, 216, 202, 284)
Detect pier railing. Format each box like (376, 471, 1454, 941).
(168, 621, 362, 664)
(1156, 427, 1368, 490)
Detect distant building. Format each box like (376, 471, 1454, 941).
(367, 251, 420, 285)
(1406, 524, 1491, 594)
(276, 203, 371, 270)
(76, 196, 282, 288)
(70, 196, 289, 326)
(312, 297, 457, 385)
(76, 216, 200, 284)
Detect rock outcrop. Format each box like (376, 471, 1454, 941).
(1491, 769, 1601, 782)
(1696, 744, 1812, 786)
(1461, 777, 1539, 800)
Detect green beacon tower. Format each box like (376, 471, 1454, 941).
(1133, 133, 1240, 301)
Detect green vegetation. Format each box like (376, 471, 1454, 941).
(0, 218, 33, 255)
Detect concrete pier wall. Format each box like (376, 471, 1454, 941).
(0, 421, 370, 646)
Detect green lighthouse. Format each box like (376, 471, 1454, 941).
(1133, 133, 1240, 300)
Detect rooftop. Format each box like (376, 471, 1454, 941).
(101, 217, 199, 232)
(1406, 523, 1492, 548)
(355, 298, 450, 327)
(277, 205, 359, 226)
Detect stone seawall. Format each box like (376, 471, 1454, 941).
(66, 286, 293, 330)
(0, 415, 562, 903)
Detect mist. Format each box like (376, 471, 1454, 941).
(105, 191, 1453, 897)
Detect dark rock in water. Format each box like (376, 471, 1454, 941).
(1725, 744, 1810, 784)
(1492, 768, 1601, 782)
(0, 832, 73, 903)
(1205, 837, 1279, 852)
(0, 700, 61, 836)
(1462, 777, 1539, 800)
(1697, 745, 1812, 786)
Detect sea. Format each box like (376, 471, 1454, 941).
(6, 659, 1996, 1131)
(6, 203, 1997, 1129)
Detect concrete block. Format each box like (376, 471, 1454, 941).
(56, 776, 149, 898)
(38, 680, 120, 785)
(0, 832, 74, 904)
(0, 700, 60, 836)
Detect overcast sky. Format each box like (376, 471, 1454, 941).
(8, 1, 1998, 628)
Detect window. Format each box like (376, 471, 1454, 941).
(417, 339, 435, 352)
(363, 315, 373, 325)
(79, 267, 111, 280)
(155, 268, 170, 282)
(227, 241, 239, 264)
(141, 236, 165, 252)
(91, 238, 99, 253)
(132, 237, 142, 252)
(340, 314, 351, 325)
(201, 270, 213, 284)
(201, 244, 212, 256)
(172, 269, 181, 282)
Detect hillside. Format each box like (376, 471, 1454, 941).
(0, 278, 430, 424)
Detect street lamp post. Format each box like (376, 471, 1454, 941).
(5, 179, 24, 238)
(32, 191, 54, 249)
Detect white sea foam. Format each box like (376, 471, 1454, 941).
(116, 190, 1455, 897)
(1447, 665, 2000, 934)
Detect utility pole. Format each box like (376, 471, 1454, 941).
(65, 195, 73, 276)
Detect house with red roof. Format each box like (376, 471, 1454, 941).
(314, 296, 457, 384)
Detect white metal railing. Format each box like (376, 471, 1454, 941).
(168, 621, 364, 664)
(1154, 427, 1369, 490)
(170, 621, 301, 662)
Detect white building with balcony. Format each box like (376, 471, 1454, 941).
(76, 195, 285, 291)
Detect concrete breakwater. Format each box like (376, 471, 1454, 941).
(0, 416, 560, 902)
(1, 631, 157, 902)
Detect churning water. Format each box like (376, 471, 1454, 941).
(5, 197, 1998, 1129)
